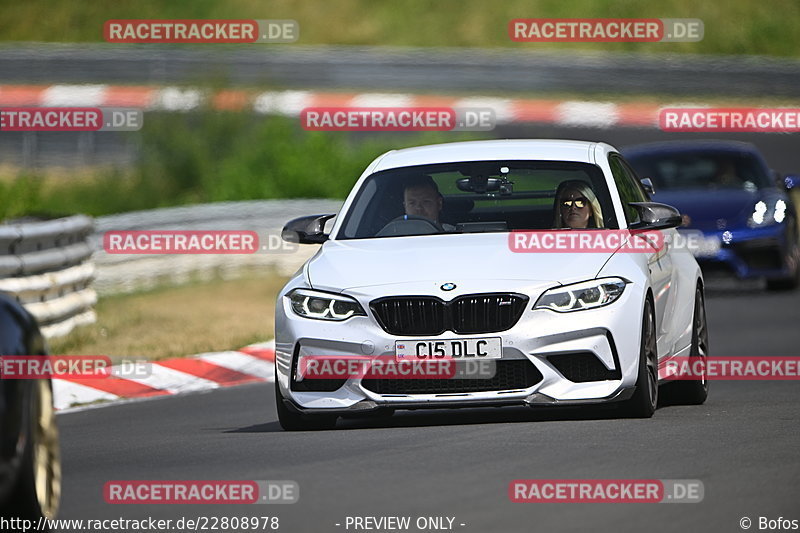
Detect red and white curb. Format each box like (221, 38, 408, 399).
(52, 341, 275, 411)
(0, 83, 687, 129)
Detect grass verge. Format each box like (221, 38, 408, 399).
(50, 272, 289, 362)
(0, 113, 485, 218)
(2, 0, 799, 57)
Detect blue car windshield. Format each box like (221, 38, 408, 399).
(625, 151, 771, 191)
(336, 160, 620, 239)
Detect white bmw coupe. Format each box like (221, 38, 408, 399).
(274, 140, 709, 430)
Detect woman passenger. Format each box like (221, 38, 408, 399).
(553, 180, 604, 229)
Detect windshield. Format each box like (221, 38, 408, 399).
(625, 151, 771, 192)
(336, 160, 619, 239)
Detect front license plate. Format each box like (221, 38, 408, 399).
(395, 337, 502, 361)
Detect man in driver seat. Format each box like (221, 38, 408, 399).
(403, 175, 456, 231)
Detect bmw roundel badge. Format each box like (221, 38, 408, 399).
(440, 282, 456, 291)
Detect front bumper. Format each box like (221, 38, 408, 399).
(691, 224, 792, 279)
(275, 282, 646, 412)
(280, 387, 637, 416)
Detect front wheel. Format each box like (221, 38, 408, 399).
(274, 373, 338, 431)
(620, 298, 658, 418)
(663, 286, 709, 405)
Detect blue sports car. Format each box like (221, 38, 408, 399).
(623, 141, 800, 290)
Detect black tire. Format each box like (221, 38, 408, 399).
(274, 373, 338, 431)
(766, 223, 800, 291)
(3, 380, 61, 526)
(620, 298, 658, 418)
(665, 286, 710, 405)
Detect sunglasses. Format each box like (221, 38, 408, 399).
(561, 198, 588, 209)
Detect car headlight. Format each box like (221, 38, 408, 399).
(288, 289, 366, 321)
(774, 199, 787, 224)
(534, 278, 628, 313)
(748, 200, 786, 227)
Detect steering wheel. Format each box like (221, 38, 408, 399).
(388, 214, 446, 232)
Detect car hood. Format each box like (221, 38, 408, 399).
(306, 233, 615, 291)
(652, 189, 781, 232)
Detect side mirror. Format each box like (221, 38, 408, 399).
(640, 178, 655, 195)
(282, 214, 336, 244)
(628, 202, 682, 231)
(783, 174, 800, 191)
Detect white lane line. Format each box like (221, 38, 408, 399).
(349, 93, 414, 107)
(253, 90, 311, 115)
(52, 379, 118, 411)
(453, 97, 515, 124)
(121, 363, 220, 394)
(197, 351, 275, 380)
(150, 87, 204, 111)
(557, 101, 619, 128)
(42, 84, 108, 107)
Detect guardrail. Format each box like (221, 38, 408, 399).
(92, 199, 343, 295)
(0, 215, 96, 339)
(0, 201, 343, 338)
(3, 44, 799, 96)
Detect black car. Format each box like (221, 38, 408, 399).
(0, 292, 60, 525)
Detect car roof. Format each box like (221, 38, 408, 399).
(372, 139, 605, 171)
(622, 140, 761, 158)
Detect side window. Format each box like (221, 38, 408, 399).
(608, 154, 647, 225)
(620, 158, 651, 201)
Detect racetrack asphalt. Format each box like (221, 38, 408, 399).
(55, 280, 800, 533)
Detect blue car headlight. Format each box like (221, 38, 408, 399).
(534, 278, 628, 313)
(748, 199, 787, 228)
(288, 289, 366, 321)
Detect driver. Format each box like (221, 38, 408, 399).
(710, 160, 743, 188)
(403, 175, 455, 231)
